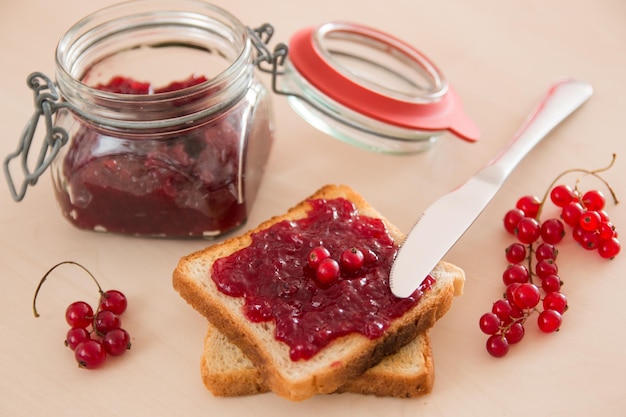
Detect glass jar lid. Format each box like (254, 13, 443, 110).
(276, 21, 479, 154)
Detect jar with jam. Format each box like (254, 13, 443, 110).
(7, 0, 276, 238)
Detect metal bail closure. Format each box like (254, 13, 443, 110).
(267, 21, 480, 154)
(248, 23, 289, 75)
(4, 72, 69, 201)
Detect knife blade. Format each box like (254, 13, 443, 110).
(389, 78, 593, 298)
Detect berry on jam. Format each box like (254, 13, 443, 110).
(315, 258, 340, 284)
(340, 247, 365, 273)
(308, 246, 331, 269)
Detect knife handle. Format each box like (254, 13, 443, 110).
(485, 79, 593, 184)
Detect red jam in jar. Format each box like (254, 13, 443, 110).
(53, 74, 271, 237)
(43, 1, 275, 237)
(211, 197, 434, 361)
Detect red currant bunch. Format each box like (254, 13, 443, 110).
(556, 187, 620, 257)
(33, 261, 131, 369)
(308, 246, 365, 284)
(481, 155, 620, 357)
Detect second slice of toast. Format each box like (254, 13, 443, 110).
(201, 322, 435, 398)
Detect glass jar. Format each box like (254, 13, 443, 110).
(11, 0, 275, 238)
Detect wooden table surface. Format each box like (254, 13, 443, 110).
(1, 0, 625, 416)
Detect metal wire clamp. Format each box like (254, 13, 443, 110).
(4, 72, 69, 201)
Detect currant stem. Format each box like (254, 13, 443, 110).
(498, 313, 528, 335)
(536, 153, 619, 219)
(526, 243, 537, 285)
(33, 261, 104, 318)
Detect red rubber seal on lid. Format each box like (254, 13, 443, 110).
(288, 22, 479, 142)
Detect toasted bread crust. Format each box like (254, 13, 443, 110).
(336, 333, 434, 398)
(201, 324, 434, 398)
(173, 184, 464, 401)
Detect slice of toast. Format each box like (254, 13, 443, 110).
(201, 323, 435, 398)
(173, 184, 464, 401)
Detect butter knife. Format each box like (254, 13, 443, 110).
(390, 78, 593, 298)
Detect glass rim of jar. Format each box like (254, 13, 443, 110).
(54, 0, 254, 130)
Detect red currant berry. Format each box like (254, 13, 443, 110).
(515, 217, 541, 244)
(491, 299, 513, 322)
(74, 339, 107, 369)
(93, 310, 122, 335)
(516, 195, 541, 218)
(362, 248, 379, 265)
(100, 290, 128, 315)
(65, 327, 91, 351)
(498, 294, 524, 318)
(582, 190, 606, 211)
(540, 218, 565, 244)
(599, 221, 617, 240)
(541, 274, 562, 293)
(504, 322, 525, 344)
(537, 309, 562, 333)
(596, 209, 610, 223)
(512, 283, 541, 310)
(502, 264, 530, 286)
(65, 301, 94, 329)
(102, 328, 132, 356)
(486, 334, 509, 357)
(316, 258, 340, 284)
(535, 242, 558, 261)
(535, 259, 558, 279)
(561, 202, 584, 227)
(505, 283, 522, 304)
(579, 210, 602, 232)
(598, 237, 621, 259)
(543, 292, 568, 314)
(503, 209, 525, 234)
(339, 247, 364, 272)
(510, 304, 525, 321)
(578, 229, 601, 250)
(479, 313, 501, 335)
(550, 184, 575, 207)
(572, 225, 585, 243)
(308, 246, 331, 269)
(505, 243, 527, 264)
